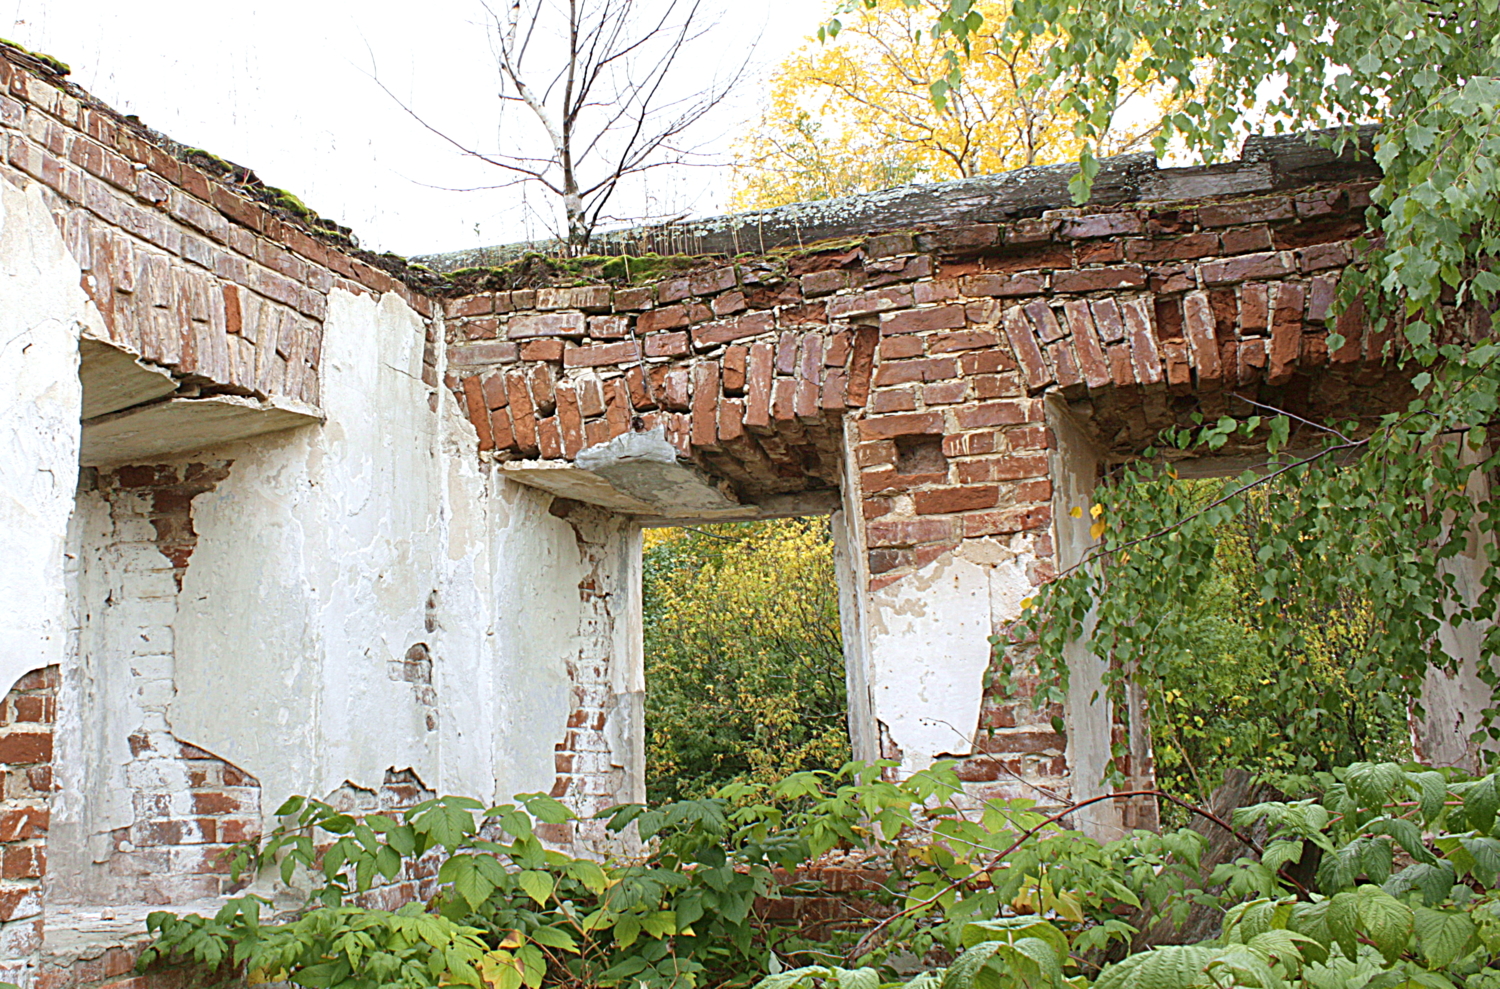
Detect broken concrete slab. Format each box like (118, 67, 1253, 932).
(79, 395, 322, 466)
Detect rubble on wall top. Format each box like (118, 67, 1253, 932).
(415, 127, 1381, 274)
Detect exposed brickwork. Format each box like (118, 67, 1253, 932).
(543, 500, 638, 854)
(444, 179, 1405, 596)
(0, 47, 440, 412)
(0, 667, 57, 988)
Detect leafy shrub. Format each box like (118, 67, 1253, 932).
(142, 759, 1500, 989)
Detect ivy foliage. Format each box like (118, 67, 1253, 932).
(143, 762, 1500, 989)
(643, 519, 849, 802)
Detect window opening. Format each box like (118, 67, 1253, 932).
(642, 516, 849, 803)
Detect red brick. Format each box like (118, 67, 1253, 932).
(1048, 340, 1083, 394)
(960, 273, 1047, 297)
(552, 382, 583, 457)
(1025, 300, 1066, 342)
(960, 350, 1018, 374)
(1198, 197, 1295, 227)
(506, 373, 539, 454)
(1220, 225, 1273, 254)
(1062, 300, 1110, 390)
(1298, 242, 1351, 272)
(875, 358, 958, 386)
(1267, 282, 1306, 386)
(693, 311, 774, 347)
(880, 305, 967, 335)
(745, 342, 775, 428)
(620, 366, 651, 410)
(1, 844, 43, 879)
(871, 389, 917, 413)
(519, 338, 565, 362)
(771, 378, 797, 421)
(1002, 306, 1053, 393)
(928, 329, 998, 353)
(866, 518, 955, 547)
(962, 503, 1052, 537)
(0, 732, 51, 765)
(858, 412, 943, 439)
(826, 286, 914, 319)
(880, 335, 924, 360)
(1052, 265, 1147, 293)
(914, 485, 999, 514)
(563, 341, 641, 368)
(923, 380, 968, 405)
(1124, 232, 1221, 262)
(821, 369, 849, 409)
(613, 286, 655, 311)
(1182, 291, 1223, 386)
(1060, 212, 1144, 239)
(954, 400, 1038, 428)
(1241, 283, 1270, 334)
(1121, 299, 1163, 385)
(1200, 251, 1295, 285)
(691, 362, 721, 449)
(191, 791, 245, 815)
(846, 326, 879, 407)
(509, 311, 587, 338)
(0, 807, 46, 841)
(536, 417, 563, 459)
(644, 331, 689, 357)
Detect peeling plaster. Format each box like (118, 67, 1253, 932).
(0, 179, 95, 697)
(865, 553, 994, 770)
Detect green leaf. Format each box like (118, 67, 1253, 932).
(517, 870, 555, 906)
(1414, 907, 1475, 968)
(1356, 884, 1415, 963)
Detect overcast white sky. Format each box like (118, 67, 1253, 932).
(8, 0, 825, 256)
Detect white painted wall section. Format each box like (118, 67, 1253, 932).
(0, 180, 95, 696)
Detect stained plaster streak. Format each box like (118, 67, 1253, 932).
(0, 179, 96, 697)
(867, 552, 1023, 772)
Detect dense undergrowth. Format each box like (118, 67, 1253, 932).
(138, 760, 1500, 989)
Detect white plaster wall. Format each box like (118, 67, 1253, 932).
(1047, 399, 1122, 836)
(862, 543, 1034, 773)
(487, 480, 586, 802)
(166, 288, 591, 816)
(0, 179, 98, 695)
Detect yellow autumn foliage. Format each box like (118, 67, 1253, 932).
(642, 518, 849, 801)
(729, 0, 1170, 209)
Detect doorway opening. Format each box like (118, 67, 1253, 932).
(641, 516, 849, 803)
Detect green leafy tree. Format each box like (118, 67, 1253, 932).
(643, 518, 850, 802)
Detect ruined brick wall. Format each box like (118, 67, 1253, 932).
(0, 667, 56, 985)
(49, 463, 263, 907)
(0, 50, 439, 408)
(441, 176, 1410, 795)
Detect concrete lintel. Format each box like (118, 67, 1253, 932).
(636, 488, 843, 527)
(78, 337, 177, 420)
(80, 395, 322, 466)
(503, 427, 752, 520)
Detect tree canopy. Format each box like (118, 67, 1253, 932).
(730, 0, 1166, 210)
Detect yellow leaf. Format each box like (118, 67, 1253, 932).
(498, 930, 524, 950)
(1069, 505, 1084, 518)
(1090, 503, 1104, 519)
(1020, 596, 1035, 610)
(1090, 521, 1107, 540)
